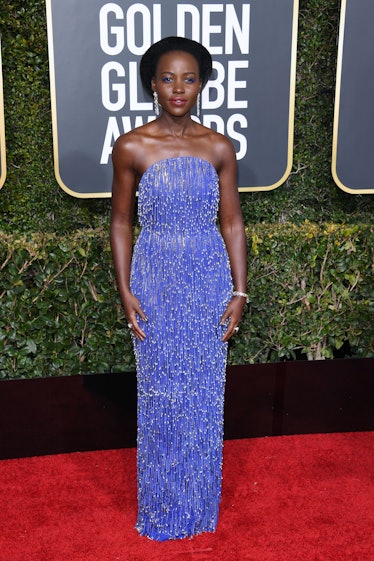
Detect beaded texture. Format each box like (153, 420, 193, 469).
(130, 156, 232, 541)
(153, 91, 160, 116)
(233, 290, 249, 303)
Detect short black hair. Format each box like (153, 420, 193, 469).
(140, 36, 213, 97)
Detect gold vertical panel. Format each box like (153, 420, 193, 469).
(0, 39, 6, 190)
(332, 0, 374, 194)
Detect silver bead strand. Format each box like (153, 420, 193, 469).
(233, 290, 249, 303)
(153, 91, 160, 116)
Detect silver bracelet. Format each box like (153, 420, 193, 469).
(233, 291, 249, 303)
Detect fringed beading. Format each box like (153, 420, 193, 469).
(153, 91, 160, 116)
(130, 157, 232, 541)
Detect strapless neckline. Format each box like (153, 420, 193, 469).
(140, 156, 218, 183)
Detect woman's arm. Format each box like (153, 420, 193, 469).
(217, 137, 248, 341)
(110, 136, 147, 340)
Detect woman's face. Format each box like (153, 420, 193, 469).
(151, 50, 202, 117)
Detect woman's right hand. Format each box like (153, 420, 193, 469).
(123, 292, 148, 341)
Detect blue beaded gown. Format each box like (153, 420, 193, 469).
(130, 156, 232, 541)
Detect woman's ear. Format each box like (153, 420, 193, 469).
(151, 77, 156, 92)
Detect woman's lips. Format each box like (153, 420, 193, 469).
(170, 98, 187, 106)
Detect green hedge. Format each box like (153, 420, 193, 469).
(0, 2, 373, 378)
(0, 229, 133, 378)
(1, 224, 372, 379)
(238, 223, 373, 362)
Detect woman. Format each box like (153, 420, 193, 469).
(110, 37, 247, 541)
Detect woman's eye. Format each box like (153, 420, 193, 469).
(162, 76, 172, 83)
(185, 78, 196, 83)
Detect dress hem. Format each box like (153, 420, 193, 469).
(136, 525, 217, 542)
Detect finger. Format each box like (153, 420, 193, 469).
(222, 321, 239, 342)
(132, 323, 146, 341)
(137, 306, 148, 322)
(128, 316, 146, 341)
(222, 327, 232, 342)
(222, 321, 231, 341)
(220, 309, 231, 325)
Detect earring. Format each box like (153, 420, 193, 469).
(196, 92, 201, 118)
(153, 91, 160, 116)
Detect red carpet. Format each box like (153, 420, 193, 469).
(0, 433, 373, 561)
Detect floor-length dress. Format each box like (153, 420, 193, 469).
(130, 156, 232, 541)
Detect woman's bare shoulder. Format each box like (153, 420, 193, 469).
(114, 122, 155, 152)
(196, 125, 236, 169)
(208, 127, 234, 151)
(112, 122, 157, 168)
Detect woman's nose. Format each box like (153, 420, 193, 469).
(173, 79, 184, 93)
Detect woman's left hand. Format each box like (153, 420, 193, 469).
(220, 296, 246, 342)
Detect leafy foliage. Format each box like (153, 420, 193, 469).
(1, 225, 373, 379)
(0, 2, 373, 378)
(230, 223, 374, 363)
(0, 230, 134, 378)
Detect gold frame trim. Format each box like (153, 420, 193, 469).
(0, 39, 6, 190)
(331, 0, 374, 194)
(239, 0, 299, 192)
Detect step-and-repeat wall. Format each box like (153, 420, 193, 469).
(1, 1, 373, 196)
